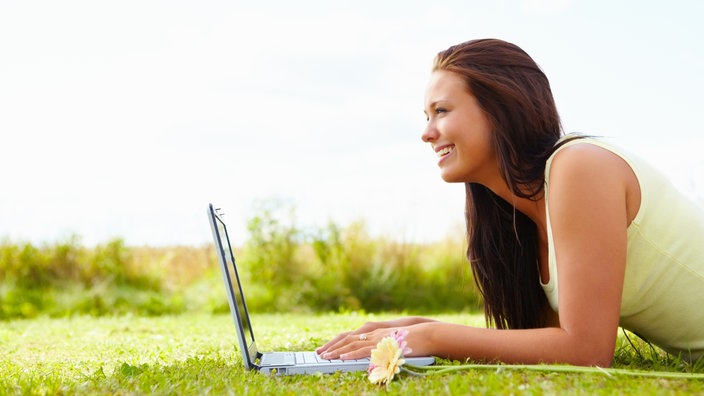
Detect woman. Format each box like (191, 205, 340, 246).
(316, 38, 704, 366)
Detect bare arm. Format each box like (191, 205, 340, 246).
(319, 144, 635, 367)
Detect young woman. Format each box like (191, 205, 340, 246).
(316, 38, 704, 367)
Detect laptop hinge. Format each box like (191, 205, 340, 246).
(251, 352, 263, 370)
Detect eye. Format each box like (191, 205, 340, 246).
(424, 106, 448, 121)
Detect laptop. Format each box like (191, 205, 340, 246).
(207, 203, 435, 375)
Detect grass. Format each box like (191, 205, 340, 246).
(2, 313, 703, 395)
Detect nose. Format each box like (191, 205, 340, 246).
(421, 121, 437, 143)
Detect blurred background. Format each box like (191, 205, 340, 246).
(1, 0, 702, 319)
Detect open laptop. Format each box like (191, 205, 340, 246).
(207, 203, 435, 375)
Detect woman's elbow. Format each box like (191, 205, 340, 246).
(568, 345, 614, 368)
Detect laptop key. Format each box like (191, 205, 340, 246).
(318, 355, 330, 363)
(302, 352, 319, 364)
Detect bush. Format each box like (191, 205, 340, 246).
(0, 201, 481, 319)
(239, 201, 481, 314)
(0, 237, 187, 319)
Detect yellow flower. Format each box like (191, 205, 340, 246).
(368, 336, 406, 385)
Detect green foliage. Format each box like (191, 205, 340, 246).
(240, 201, 481, 314)
(0, 236, 181, 319)
(0, 200, 480, 319)
(241, 200, 311, 311)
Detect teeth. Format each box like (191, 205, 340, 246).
(437, 146, 453, 158)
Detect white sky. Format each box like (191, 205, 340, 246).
(1, 0, 702, 246)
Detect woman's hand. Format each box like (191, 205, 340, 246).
(316, 323, 396, 360)
(316, 317, 437, 360)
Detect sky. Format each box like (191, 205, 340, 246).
(1, 0, 702, 247)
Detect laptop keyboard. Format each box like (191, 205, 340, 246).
(261, 351, 371, 366)
(296, 351, 370, 364)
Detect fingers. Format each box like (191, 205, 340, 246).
(321, 337, 374, 360)
(339, 345, 376, 361)
(316, 331, 356, 356)
(317, 330, 384, 360)
(316, 321, 376, 354)
(315, 331, 350, 354)
(316, 321, 398, 359)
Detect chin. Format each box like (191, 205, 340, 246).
(439, 172, 464, 184)
(439, 167, 474, 183)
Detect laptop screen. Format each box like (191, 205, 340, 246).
(211, 207, 256, 355)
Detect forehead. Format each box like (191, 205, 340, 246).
(425, 70, 470, 103)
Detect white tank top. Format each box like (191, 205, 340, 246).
(541, 136, 704, 360)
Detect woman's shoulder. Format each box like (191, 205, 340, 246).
(547, 136, 642, 224)
(548, 137, 634, 182)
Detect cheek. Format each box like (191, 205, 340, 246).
(438, 119, 462, 142)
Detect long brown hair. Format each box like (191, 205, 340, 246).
(433, 39, 563, 329)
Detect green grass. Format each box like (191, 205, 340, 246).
(1, 313, 703, 395)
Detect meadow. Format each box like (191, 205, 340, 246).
(2, 313, 704, 395)
(2, 204, 703, 394)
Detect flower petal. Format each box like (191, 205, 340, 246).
(367, 335, 407, 385)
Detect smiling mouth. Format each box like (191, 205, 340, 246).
(436, 145, 454, 158)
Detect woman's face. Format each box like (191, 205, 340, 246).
(422, 70, 497, 184)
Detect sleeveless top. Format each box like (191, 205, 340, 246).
(541, 136, 704, 360)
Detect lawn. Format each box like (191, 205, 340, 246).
(1, 313, 703, 395)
